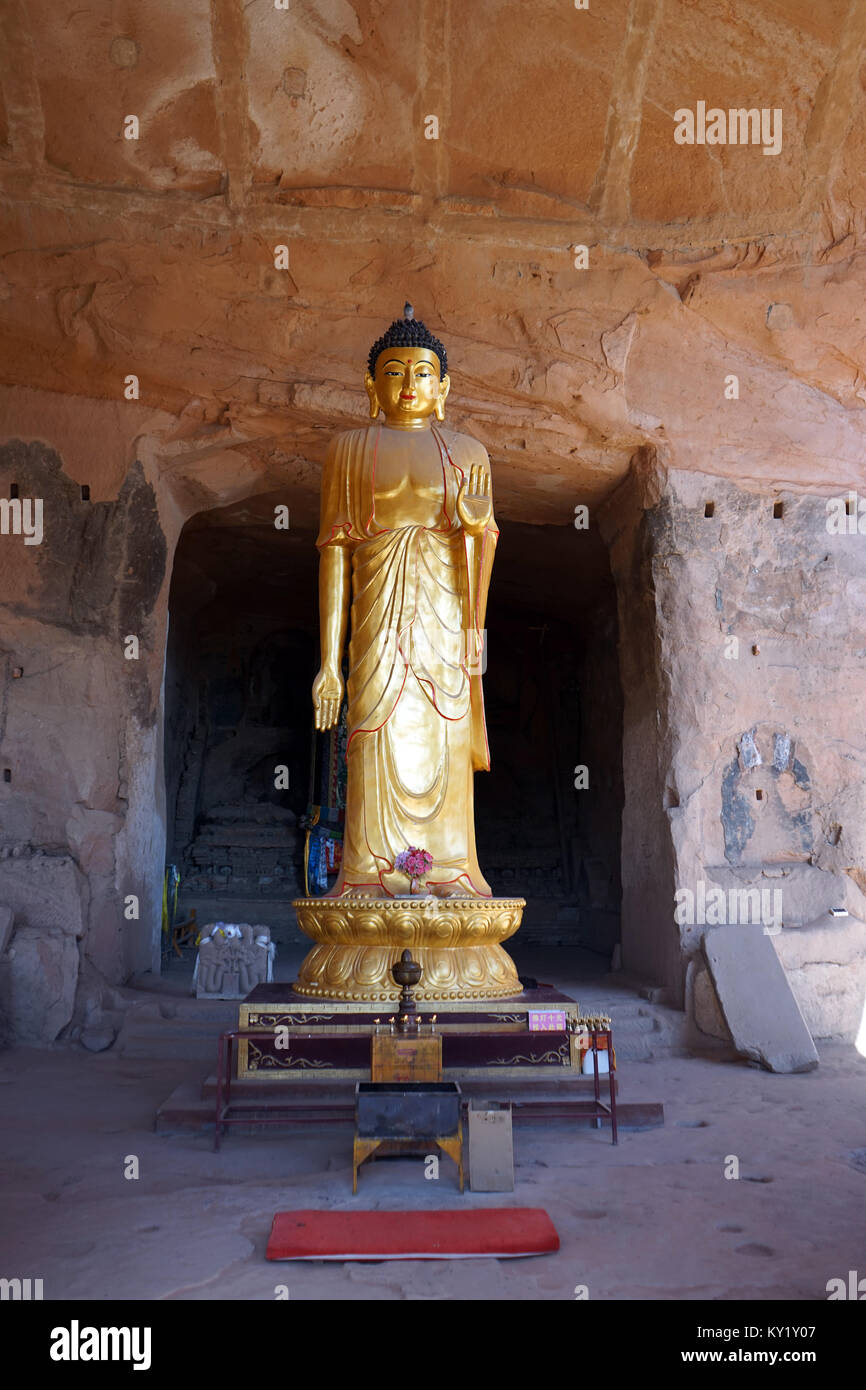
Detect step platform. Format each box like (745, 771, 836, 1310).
(236, 983, 593, 1082)
(155, 982, 665, 1139)
(156, 1075, 664, 1135)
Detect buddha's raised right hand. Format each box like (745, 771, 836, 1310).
(456, 463, 493, 536)
(312, 665, 344, 730)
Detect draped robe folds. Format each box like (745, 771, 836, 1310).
(316, 424, 497, 897)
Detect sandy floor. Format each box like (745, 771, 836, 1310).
(1, 1028, 863, 1301)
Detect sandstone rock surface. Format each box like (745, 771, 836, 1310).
(1, 1, 866, 1044)
(2, 928, 80, 1043)
(0, 904, 14, 956)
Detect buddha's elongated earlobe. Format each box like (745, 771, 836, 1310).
(434, 373, 450, 421)
(364, 371, 380, 419)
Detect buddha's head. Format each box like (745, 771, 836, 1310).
(365, 303, 450, 427)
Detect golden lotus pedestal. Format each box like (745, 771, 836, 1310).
(292, 896, 526, 1002)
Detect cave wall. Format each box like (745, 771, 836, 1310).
(0, 432, 175, 1042)
(3, 0, 866, 1043)
(603, 453, 866, 1038)
(601, 456, 680, 992)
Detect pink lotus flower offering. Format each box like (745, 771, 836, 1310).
(395, 846, 433, 885)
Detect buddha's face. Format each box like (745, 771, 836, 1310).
(366, 347, 450, 427)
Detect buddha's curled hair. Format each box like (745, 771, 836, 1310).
(367, 302, 447, 378)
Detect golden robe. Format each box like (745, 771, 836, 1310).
(317, 423, 497, 897)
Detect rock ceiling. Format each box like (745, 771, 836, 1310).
(2, 0, 866, 530)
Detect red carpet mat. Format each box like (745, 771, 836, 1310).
(267, 1208, 559, 1261)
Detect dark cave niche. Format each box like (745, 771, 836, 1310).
(163, 504, 624, 954)
(164, 502, 317, 939)
(476, 520, 623, 956)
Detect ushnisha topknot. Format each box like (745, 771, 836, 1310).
(367, 302, 448, 379)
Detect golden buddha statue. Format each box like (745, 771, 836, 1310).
(293, 305, 524, 1001)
